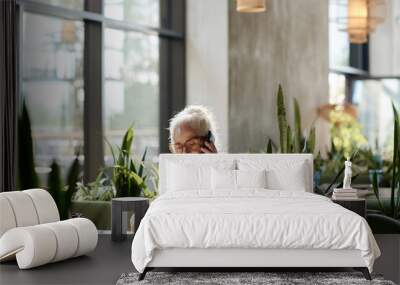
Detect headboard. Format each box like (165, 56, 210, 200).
(158, 154, 314, 194)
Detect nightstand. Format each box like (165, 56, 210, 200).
(332, 198, 366, 218)
(111, 197, 149, 242)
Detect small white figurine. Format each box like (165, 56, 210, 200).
(343, 158, 352, 189)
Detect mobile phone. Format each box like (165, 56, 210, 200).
(206, 131, 215, 143)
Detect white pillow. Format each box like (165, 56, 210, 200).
(211, 168, 236, 190)
(167, 159, 236, 192)
(237, 159, 309, 191)
(167, 162, 211, 191)
(266, 162, 308, 191)
(211, 169, 268, 190)
(236, 169, 267, 189)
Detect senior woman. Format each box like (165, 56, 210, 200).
(169, 105, 218, 153)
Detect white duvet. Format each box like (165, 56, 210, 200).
(131, 190, 380, 273)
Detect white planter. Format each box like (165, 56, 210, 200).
(373, 234, 400, 284)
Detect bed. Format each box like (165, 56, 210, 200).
(131, 154, 380, 280)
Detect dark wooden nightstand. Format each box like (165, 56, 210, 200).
(332, 198, 366, 218)
(111, 197, 149, 242)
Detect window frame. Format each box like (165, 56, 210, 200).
(16, 0, 186, 182)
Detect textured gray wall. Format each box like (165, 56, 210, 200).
(229, 0, 330, 153)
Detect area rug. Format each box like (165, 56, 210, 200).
(116, 272, 395, 285)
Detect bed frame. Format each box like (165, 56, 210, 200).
(138, 154, 372, 281)
(139, 249, 371, 280)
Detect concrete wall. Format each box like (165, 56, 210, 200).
(186, 0, 229, 152)
(228, 0, 330, 153)
(369, 0, 400, 77)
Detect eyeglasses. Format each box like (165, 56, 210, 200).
(171, 136, 207, 153)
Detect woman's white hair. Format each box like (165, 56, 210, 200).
(169, 105, 217, 145)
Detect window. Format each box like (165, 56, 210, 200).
(329, 73, 346, 104)
(17, 0, 185, 183)
(35, 0, 84, 10)
(104, 29, 159, 163)
(329, 0, 350, 68)
(352, 79, 400, 153)
(104, 0, 160, 27)
(22, 12, 84, 182)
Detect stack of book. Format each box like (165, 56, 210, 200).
(332, 188, 358, 200)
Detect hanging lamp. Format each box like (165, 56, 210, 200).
(237, 0, 266, 13)
(334, 0, 386, 44)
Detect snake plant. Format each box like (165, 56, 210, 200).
(18, 100, 39, 189)
(372, 103, 400, 219)
(107, 126, 148, 197)
(274, 84, 316, 154)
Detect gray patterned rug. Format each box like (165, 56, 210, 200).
(116, 272, 395, 285)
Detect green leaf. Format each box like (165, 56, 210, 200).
(293, 98, 302, 153)
(372, 170, 386, 214)
(130, 172, 144, 188)
(118, 127, 134, 165)
(130, 159, 137, 173)
(105, 137, 116, 164)
(138, 147, 147, 177)
(65, 153, 81, 213)
(391, 103, 399, 217)
(47, 160, 65, 219)
(277, 84, 288, 153)
(308, 127, 316, 154)
(286, 125, 292, 153)
(266, 139, 273, 153)
(18, 100, 40, 189)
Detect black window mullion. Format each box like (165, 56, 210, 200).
(83, 0, 104, 183)
(159, 0, 186, 152)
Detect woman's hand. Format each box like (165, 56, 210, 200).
(201, 141, 217, 153)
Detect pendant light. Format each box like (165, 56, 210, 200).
(334, 0, 385, 44)
(237, 0, 266, 13)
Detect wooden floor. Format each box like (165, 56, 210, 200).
(0, 234, 133, 285)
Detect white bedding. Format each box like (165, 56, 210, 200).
(131, 190, 380, 273)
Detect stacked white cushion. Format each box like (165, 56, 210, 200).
(1, 191, 39, 227)
(0, 196, 17, 237)
(65, 218, 98, 257)
(24, 188, 60, 223)
(0, 189, 98, 269)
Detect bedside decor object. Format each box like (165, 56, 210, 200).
(343, 158, 352, 189)
(332, 188, 358, 200)
(0, 189, 98, 269)
(112, 197, 149, 242)
(332, 198, 366, 218)
(332, 159, 359, 200)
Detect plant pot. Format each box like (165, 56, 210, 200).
(366, 213, 400, 234)
(71, 200, 111, 230)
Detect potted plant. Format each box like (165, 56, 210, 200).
(368, 103, 400, 233)
(108, 126, 149, 197)
(71, 126, 158, 230)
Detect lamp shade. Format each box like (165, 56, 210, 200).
(333, 0, 385, 44)
(237, 0, 266, 13)
(348, 0, 369, 43)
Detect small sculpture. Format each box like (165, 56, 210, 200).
(343, 158, 352, 189)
